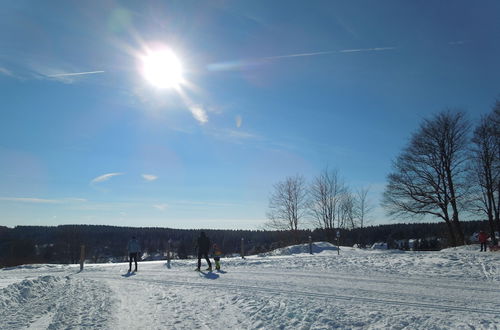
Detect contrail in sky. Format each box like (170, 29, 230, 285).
(264, 46, 396, 60)
(46, 70, 105, 77)
(207, 46, 396, 71)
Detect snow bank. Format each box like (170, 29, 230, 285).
(0, 275, 61, 309)
(259, 241, 339, 256)
(441, 244, 485, 253)
(0, 274, 115, 329)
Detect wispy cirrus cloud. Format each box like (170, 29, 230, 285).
(0, 67, 14, 77)
(0, 197, 61, 204)
(0, 197, 87, 204)
(153, 203, 168, 211)
(206, 128, 260, 143)
(90, 172, 124, 184)
(176, 89, 211, 125)
(448, 40, 469, 46)
(142, 174, 158, 182)
(64, 198, 88, 202)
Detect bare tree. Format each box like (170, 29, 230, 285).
(266, 175, 308, 241)
(339, 190, 356, 230)
(383, 110, 471, 246)
(354, 187, 373, 229)
(354, 187, 373, 247)
(308, 169, 346, 242)
(493, 101, 500, 235)
(470, 104, 500, 243)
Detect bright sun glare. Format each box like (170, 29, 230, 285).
(141, 49, 184, 89)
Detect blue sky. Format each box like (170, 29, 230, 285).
(1, 0, 499, 229)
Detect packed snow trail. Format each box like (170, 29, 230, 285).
(1, 243, 499, 329)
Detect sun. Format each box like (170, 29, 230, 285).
(140, 48, 184, 89)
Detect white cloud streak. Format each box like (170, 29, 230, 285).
(0, 67, 14, 77)
(46, 70, 105, 78)
(90, 172, 124, 184)
(265, 46, 396, 59)
(0, 197, 61, 204)
(207, 128, 260, 142)
(153, 204, 168, 211)
(142, 174, 158, 181)
(64, 198, 88, 202)
(0, 197, 87, 204)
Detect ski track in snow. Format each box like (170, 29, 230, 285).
(0, 244, 499, 329)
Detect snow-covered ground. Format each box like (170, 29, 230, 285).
(1, 242, 499, 329)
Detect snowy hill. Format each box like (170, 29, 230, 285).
(1, 244, 499, 329)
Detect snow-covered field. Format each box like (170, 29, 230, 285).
(1, 242, 499, 329)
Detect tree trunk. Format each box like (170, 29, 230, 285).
(445, 219, 457, 247)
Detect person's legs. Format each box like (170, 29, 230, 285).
(133, 253, 138, 271)
(197, 251, 202, 269)
(204, 252, 212, 269)
(129, 253, 133, 272)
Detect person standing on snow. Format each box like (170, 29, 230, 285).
(212, 243, 223, 271)
(478, 230, 489, 252)
(127, 236, 141, 272)
(195, 231, 212, 271)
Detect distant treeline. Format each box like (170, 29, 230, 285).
(0, 220, 488, 268)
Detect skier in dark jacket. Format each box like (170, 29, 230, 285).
(478, 230, 489, 252)
(196, 232, 212, 271)
(127, 236, 140, 272)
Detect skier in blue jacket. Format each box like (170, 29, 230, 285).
(127, 236, 141, 272)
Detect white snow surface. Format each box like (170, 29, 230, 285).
(1, 242, 499, 329)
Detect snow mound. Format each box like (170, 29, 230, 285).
(440, 244, 484, 253)
(0, 274, 115, 329)
(0, 275, 61, 309)
(1, 264, 62, 271)
(371, 242, 388, 250)
(260, 241, 338, 256)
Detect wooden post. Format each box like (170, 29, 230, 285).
(241, 237, 245, 259)
(309, 235, 313, 254)
(336, 230, 340, 255)
(167, 239, 172, 266)
(80, 245, 85, 271)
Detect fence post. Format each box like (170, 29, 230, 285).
(80, 245, 85, 271)
(241, 237, 245, 259)
(309, 235, 313, 254)
(167, 239, 172, 266)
